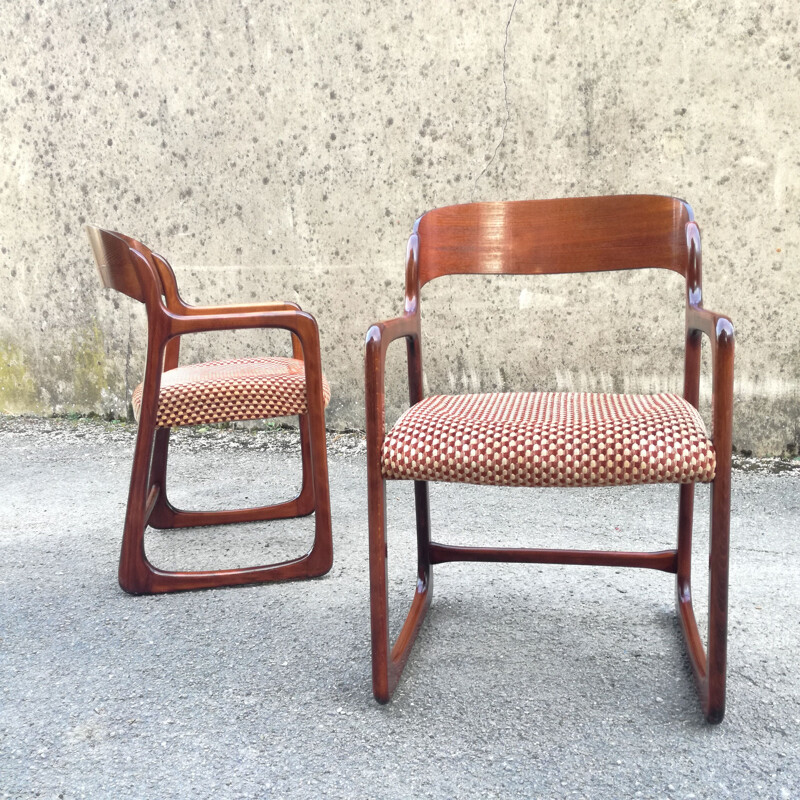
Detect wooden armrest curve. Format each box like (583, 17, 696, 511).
(687, 306, 734, 344)
(177, 300, 301, 317)
(365, 313, 420, 356)
(166, 308, 319, 341)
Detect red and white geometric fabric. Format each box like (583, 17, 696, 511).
(381, 391, 715, 487)
(132, 357, 331, 428)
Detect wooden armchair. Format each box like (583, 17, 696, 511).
(364, 196, 734, 722)
(87, 226, 332, 594)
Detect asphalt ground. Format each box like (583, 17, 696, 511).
(1, 415, 798, 799)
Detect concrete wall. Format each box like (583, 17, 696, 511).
(1, 0, 798, 455)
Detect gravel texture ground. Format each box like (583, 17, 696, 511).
(1, 415, 798, 799)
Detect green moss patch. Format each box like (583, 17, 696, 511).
(70, 322, 108, 409)
(0, 340, 41, 413)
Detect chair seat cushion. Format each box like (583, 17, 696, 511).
(382, 391, 716, 487)
(132, 357, 331, 428)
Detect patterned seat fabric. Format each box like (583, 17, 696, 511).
(382, 391, 715, 487)
(132, 357, 331, 428)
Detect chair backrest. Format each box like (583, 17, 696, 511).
(86, 225, 149, 303)
(88, 225, 190, 381)
(415, 195, 694, 288)
(86, 226, 182, 311)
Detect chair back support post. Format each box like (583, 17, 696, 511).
(108, 231, 185, 369)
(150, 251, 184, 312)
(404, 230, 424, 406)
(126, 247, 173, 421)
(683, 221, 703, 410)
(706, 319, 734, 721)
(403, 231, 432, 584)
(404, 225, 422, 317)
(149, 251, 185, 370)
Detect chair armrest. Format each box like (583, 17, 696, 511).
(175, 300, 301, 316)
(138, 307, 324, 430)
(167, 301, 305, 360)
(364, 312, 422, 451)
(685, 305, 735, 453)
(686, 305, 735, 375)
(686, 306, 734, 346)
(167, 306, 314, 336)
(166, 307, 319, 365)
(365, 313, 421, 357)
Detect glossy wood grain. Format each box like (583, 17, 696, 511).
(416, 195, 694, 286)
(677, 221, 734, 722)
(87, 226, 332, 594)
(364, 232, 431, 702)
(364, 195, 734, 722)
(429, 544, 679, 573)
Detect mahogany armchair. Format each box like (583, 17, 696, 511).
(87, 226, 332, 594)
(364, 196, 734, 722)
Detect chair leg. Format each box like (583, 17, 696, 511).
(369, 476, 432, 702)
(118, 407, 332, 594)
(295, 412, 317, 517)
(301, 389, 333, 577)
(676, 468, 730, 723)
(118, 415, 160, 594)
(146, 427, 172, 528)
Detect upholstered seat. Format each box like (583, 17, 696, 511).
(382, 391, 715, 487)
(132, 356, 331, 428)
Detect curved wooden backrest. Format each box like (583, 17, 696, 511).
(86, 225, 184, 313)
(86, 225, 148, 302)
(87, 225, 188, 375)
(109, 230, 181, 308)
(415, 195, 694, 287)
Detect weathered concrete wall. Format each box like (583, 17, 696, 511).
(1, 1, 798, 454)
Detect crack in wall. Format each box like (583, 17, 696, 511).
(472, 0, 518, 198)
